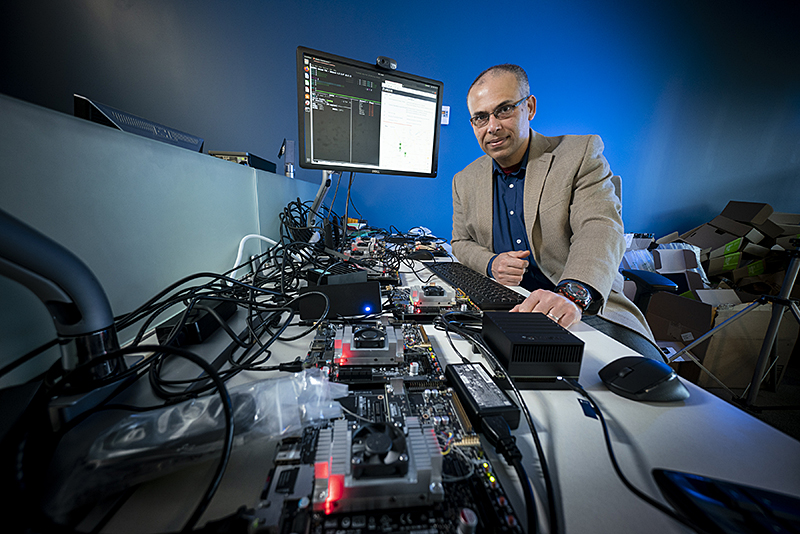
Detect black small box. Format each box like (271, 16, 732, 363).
(298, 281, 382, 320)
(481, 311, 584, 389)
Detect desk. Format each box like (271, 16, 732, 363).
(56, 266, 800, 533)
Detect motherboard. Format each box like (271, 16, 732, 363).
(247, 322, 524, 533)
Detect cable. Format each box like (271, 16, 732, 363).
(558, 377, 715, 534)
(229, 234, 278, 281)
(482, 415, 538, 534)
(0, 337, 60, 379)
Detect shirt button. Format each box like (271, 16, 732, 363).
(509, 184, 514, 188)
(516, 239, 522, 244)
(509, 210, 514, 215)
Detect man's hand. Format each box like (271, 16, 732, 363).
(511, 289, 582, 328)
(491, 250, 530, 286)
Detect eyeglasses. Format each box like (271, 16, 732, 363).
(469, 96, 530, 128)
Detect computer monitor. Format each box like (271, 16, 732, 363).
(296, 46, 444, 178)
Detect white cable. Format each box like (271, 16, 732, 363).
(230, 234, 278, 281)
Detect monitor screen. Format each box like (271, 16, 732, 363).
(297, 46, 443, 178)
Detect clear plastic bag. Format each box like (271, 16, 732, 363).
(46, 368, 347, 519)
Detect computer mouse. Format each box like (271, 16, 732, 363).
(407, 249, 434, 260)
(598, 356, 690, 402)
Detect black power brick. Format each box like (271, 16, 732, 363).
(155, 299, 237, 347)
(445, 362, 520, 430)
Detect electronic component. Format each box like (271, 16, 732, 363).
(422, 262, 525, 311)
(305, 322, 445, 385)
(336, 322, 402, 366)
(388, 285, 464, 323)
(305, 261, 368, 286)
(445, 362, 520, 430)
(297, 281, 382, 320)
(250, 354, 524, 533)
(208, 151, 277, 173)
(296, 46, 443, 178)
(410, 283, 456, 308)
(482, 311, 584, 389)
(312, 417, 443, 514)
(74, 94, 204, 152)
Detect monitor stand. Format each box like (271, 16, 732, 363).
(307, 170, 335, 228)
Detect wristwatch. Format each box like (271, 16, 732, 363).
(555, 281, 592, 312)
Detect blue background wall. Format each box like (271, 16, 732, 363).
(2, 0, 798, 241)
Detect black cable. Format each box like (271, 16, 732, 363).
(558, 377, 715, 534)
(0, 337, 60, 379)
(482, 415, 537, 534)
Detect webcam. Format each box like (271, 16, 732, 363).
(376, 56, 397, 70)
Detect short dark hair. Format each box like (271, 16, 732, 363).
(468, 64, 530, 99)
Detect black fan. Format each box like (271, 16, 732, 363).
(351, 423, 408, 479)
(353, 326, 386, 348)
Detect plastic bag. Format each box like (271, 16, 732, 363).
(45, 368, 347, 519)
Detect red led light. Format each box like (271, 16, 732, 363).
(324, 474, 344, 515)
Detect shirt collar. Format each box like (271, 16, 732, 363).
(492, 137, 532, 180)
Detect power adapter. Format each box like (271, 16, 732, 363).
(445, 362, 520, 430)
(155, 299, 237, 347)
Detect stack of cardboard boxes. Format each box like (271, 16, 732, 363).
(637, 201, 800, 390)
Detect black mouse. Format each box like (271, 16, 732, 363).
(598, 356, 689, 402)
(407, 249, 434, 260)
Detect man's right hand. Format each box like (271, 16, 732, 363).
(490, 250, 530, 286)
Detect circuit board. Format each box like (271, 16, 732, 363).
(247, 322, 524, 533)
(304, 321, 445, 386)
(387, 285, 473, 324)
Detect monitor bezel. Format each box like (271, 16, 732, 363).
(296, 46, 443, 179)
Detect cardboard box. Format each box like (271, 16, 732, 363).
(720, 201, 773, 226)
(743, 242, 772, 258)
(709, 238, 747, 259)
(660, 340, 702, 384)
(770, 212, 800, 227)
(653, 248, 696, 272)
(680, 224, 739, 253)
(751, 218, 785, 240)
(652, 249, 705, 293)
(709, 215, 764, 243)
(732, 255, 787, 283)
(697, 303, 800, 389)
(708, 237, 769, 260)
(776, 235, 800, 250)
(646, 291, 715, 359)
(706, 252, 743, 277)
(694, 289, 742, 307)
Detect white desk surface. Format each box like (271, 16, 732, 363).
(71, 266, 800, 534)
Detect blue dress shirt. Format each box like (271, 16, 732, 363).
(487, 144, 555, 292)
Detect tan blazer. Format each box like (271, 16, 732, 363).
(451, 130, 655, 342)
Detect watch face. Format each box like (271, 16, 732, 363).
(558, 282, 591, 309)
(566, 282, 589, 299)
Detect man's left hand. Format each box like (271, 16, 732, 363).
(510, 289, 582, 328)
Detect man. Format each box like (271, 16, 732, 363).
(451, 64, 663, 361)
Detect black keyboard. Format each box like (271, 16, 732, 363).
(422, 262, 525, 311)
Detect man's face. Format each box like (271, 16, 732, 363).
(467, 71, 536, 168)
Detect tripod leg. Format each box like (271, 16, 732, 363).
(744, 255, 800, 407)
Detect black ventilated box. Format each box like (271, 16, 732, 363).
(481, 311, 584, 389)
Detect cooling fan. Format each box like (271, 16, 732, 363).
(350, 423, 409, 479)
